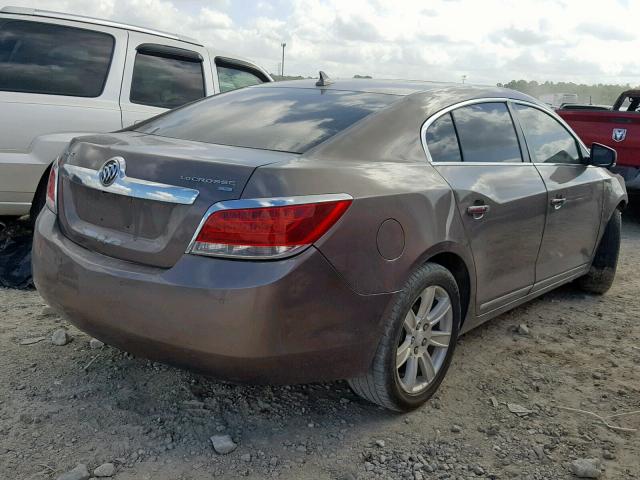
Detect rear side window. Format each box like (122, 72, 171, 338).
(134, 87, 399, 153)
(217, 65, 264, 93)
(425, 113, 462, 162)
(0, 20, 114, 97)
(130, 49, 205, 109)
(514, 104, 582, 164)
(452, 103, 522, 163)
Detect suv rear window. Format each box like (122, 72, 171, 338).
(0, 20, 114, 97)
(130, 46, 205, 109)
(134, 87, 399, 153)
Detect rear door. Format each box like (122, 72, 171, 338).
(424, 101, 547, 314)
(120, 32, 213, 127)
(513, 103, 604, 286)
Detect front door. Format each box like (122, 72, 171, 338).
(513, 103, 604, 284)
(424, 102, 547, 314)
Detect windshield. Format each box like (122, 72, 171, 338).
(134, 87, 400, 153)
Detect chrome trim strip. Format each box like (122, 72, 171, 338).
(0, 202, 31, 207)
(434, 162, 530, 166)
(419, 97, 588, 164)
(186, 193, 354, 258)
(62, 164, 199, 205)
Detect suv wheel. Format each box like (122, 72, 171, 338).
(348, 263, 461, 411)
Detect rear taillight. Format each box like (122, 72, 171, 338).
(188, 195, 352, 259)
(45, 159, 59, 214)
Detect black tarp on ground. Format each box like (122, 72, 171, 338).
(0, 218, 34, 289)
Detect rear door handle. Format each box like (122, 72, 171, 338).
(467, 204, 490, 220)
(551, 197, 566, 210)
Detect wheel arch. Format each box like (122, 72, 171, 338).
(427, 251, 472, 326)
(411, 242, 476, 327)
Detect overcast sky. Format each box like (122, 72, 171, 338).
(8, 0, 640, 85)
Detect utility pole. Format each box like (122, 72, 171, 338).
(281, 42, 287, 77)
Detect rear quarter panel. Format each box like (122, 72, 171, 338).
(242, 158, 474, 297)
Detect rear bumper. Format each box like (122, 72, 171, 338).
(32, 209, 391, 383)
(611, 165, 640, 191)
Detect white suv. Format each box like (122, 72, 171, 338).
(0, 6, 272, 220)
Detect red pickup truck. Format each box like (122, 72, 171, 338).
(557, 90, 640, 191)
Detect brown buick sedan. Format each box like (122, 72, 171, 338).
(33, 78, 627, 411)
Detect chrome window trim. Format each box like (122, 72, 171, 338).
(420, 97, 588, 166)
(432, 162, 531, 166)
(186, 193, 354, 258)
(62, 163, 199, 205)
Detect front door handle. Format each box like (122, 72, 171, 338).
(551, 196, 566, 210)
(467, 204, 490, 220)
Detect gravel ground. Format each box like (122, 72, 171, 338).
(1, 210, 639, 480)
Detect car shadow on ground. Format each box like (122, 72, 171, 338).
(0, 216, 33, 289)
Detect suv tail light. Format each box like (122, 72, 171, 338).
(188, 195, 352, 259)
(45, 159, 59, 214)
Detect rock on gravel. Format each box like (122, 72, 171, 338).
(90, 338, 105, 350)
(93, 462, 115, 477)
(51, 328, 71, 346)
(56, 464, 90, 480)
(210, 434, 237, 454)
(570, 458, 601, 478)
(517, 324, 530, 335)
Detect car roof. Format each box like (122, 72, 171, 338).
(257, 78, 538, 104)
(0, 5, 201, 45)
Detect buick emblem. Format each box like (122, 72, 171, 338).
(612, 128, 627, 143)
(98, 157, 125, 186)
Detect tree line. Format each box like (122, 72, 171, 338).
(498, 80, 639, 106)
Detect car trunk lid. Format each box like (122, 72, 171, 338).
(57, 132, 295, 268)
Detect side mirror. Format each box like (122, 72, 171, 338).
(590, 143, 616, 168)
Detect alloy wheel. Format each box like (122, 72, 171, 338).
(396, 285, 453, 394)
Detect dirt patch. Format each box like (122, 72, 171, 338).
(1, 212, 639, 479)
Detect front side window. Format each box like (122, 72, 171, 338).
(0, 20, 114, 97)
(514, 104, 581, 164)
(452, 103, 522, 163)
(130, 50, 205, 109)
(425, 113, 462, 162)
(217, 65, 264, 93)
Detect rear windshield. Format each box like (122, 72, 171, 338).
(133, 87, 399, 153)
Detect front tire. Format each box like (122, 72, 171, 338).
(348, 263, 461, 412)
(578, 209, 621, 294)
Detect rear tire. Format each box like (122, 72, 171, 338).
(348, 263, 461, 412)
(578, 209, 621, 294)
